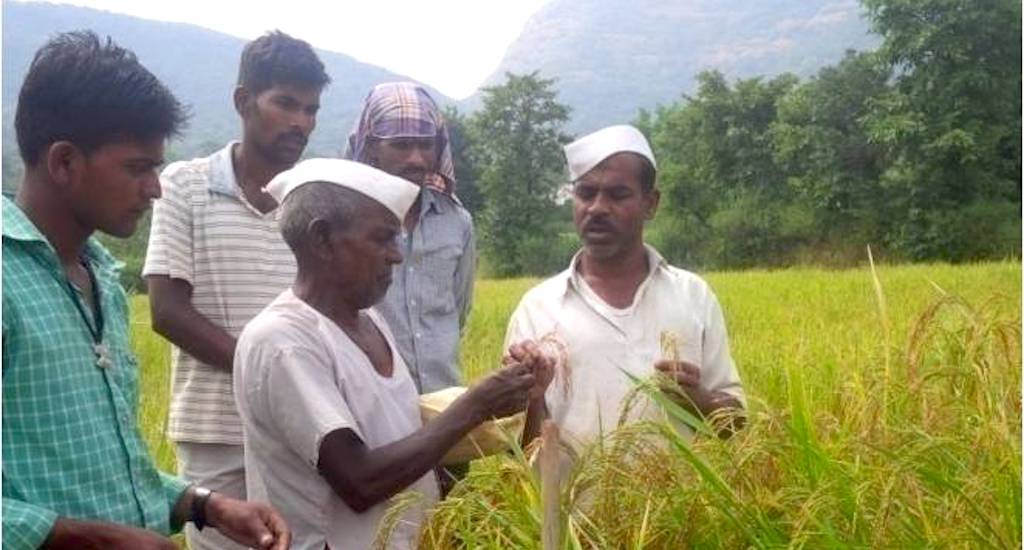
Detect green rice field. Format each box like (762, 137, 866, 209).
(130, 261, 1022, 548)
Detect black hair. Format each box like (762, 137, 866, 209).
(637, 154, 656, 193)
(15, 30, 186, 166)
(237, 30, 331, 95)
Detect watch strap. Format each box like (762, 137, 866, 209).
(190, 486, 214, 531)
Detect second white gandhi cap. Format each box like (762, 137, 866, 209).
(563, 124, 657, 182)
(265, 158, 421, 221)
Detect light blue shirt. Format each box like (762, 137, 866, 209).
(374, 188, 475, 393)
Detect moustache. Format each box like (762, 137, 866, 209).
(277, 132, 308, 147)
(583, 218, 614, 233)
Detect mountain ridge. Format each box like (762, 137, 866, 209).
(466, 0, 880, 132)
(2, 0, 452, 164)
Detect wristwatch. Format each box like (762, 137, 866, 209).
(190, 486, 214, 531)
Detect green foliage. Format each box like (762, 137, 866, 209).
(771, 50, 890, 235)
(643, 0, 1020, 269)
(469, 72, 572, 277)
(443, 106, 485, 216)
(431, 262, 1020, 548)
(7, 0, 1019, 279)
(96, 211, 152, 293)
(648, 71, 807, 268)
(860, 0, 1022, 259)
(132, 263, 1021, 548)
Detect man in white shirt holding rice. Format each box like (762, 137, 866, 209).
(506, 125, 747, 452)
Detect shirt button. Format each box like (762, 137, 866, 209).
(415, 333, 422, 339)
(409, 266, 415, 273)
(410, 299, 417, 306)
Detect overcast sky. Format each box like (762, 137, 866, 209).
(27, 0, 551, 99)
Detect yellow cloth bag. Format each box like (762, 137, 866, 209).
(419, 386, 525, 465)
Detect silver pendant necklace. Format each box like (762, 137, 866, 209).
(66, 258, 111, 369)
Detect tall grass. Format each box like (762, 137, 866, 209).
(413, 261, 1021, 548)
(132, 261, 1021, 548)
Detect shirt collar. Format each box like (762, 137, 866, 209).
(2, 194, 46, 243)
(2, 195, 121, 271)
(208, 141, 241, 198)
(560, 243, 667, 296)
(420, 186, 443, 215)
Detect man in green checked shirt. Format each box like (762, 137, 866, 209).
(2, 31, 290, 549)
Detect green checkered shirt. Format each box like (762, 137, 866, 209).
(2, 196, 188, 549)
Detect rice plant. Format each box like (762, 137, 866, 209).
(403, 261, 1022, 548)
(130, 261, 1021, 549)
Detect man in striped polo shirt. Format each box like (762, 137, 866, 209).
(143, 31, 329, 550)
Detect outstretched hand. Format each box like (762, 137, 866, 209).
(206, 493, 291, 550)
(505, 340, 556, 400)
(654, 360, 745, 437)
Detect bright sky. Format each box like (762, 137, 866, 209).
(28, 0, 551, 99)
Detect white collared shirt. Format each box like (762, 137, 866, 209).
(504, 245, 745, 449)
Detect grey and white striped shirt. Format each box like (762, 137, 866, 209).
(143, 142, 295, 445)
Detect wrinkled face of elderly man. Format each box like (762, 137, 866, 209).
(280, 181, 404, 309)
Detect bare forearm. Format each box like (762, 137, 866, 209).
(43, 517, 175, 549)
(320, 397, 484, 512)
(520, 397, 548, 448)
(148, 276, 235, 370)
(152, 306, 235, 370)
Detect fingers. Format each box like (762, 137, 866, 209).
(241, 512, 275, 549)
(508, 340, 541, 361)
(248, 505, 292, 550)
(655, 360, 700, 386)
(263, 506, 291, 550)
(502, 361, 536, 393)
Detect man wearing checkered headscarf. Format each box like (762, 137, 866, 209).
(343, 82, 457, 196)
(342, 82, 476, 417)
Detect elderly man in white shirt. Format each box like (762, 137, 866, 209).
(234, 159, 551, 550)
(507, 125, 746, 452)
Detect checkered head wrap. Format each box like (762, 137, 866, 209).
(342, 82, 456, 196)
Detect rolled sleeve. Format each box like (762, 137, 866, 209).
(454, 222, 476, 330)
(143, 165, 195, 284)
(503, 302, 532, 351)
(3, 497, 59, 550)
(265, 346, 358, 467)
(701, 292, 746, 407)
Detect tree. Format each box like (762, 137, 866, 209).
(861, 0, 1022, 260)
(442, 105, 484, 216)
(770, 50, 892, 255)
(649, 71, 805, 269)
(470, 72, 572, 276)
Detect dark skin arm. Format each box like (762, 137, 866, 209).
(507, 341, 556, 447)
(521, 396, 550, 448)
(43, 489, 290, 550)
(655, 360, 747, 438)
(44, 519, 177, 550)
(147, 276, 236, 370)
(318, 363, 537, 513)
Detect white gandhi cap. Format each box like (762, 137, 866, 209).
(265, 158, 420, 221)
(563, 124, 657, 182)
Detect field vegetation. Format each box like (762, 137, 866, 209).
(131, 260, 1021, 548)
